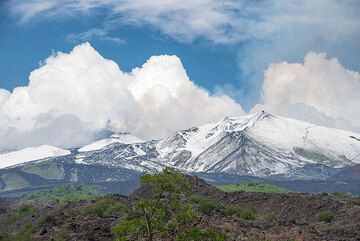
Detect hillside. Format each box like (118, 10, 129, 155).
(217, 182, 290, 194)
(329, 164, 360, 181)
(1, 171, 360, 241)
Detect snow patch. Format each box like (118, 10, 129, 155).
(0, 145, 70, 169)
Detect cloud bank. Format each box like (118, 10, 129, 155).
(1, 43, 359, 151)
(252, 52, 360, 133)
(8, 0, 360, 108)
(0, 43, 244, 151)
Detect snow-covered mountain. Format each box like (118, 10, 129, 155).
(1, 111, 360, 180)
(152, 111, 360, 178)
(0, 145, 71, 169)
(78, 133, 144, 152)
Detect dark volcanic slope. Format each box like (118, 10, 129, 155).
(329, 164, 360, 181)
(184, 175, 360, 240)
(1, 175, 360, 241)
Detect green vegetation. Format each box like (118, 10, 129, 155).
(85, 198, 127, 217)
(1, 173, 29, 191)
(22, 163, 64, 180)
(34, 210, 57, 227)
(218, 182, 289, 194)
(237, 206, 257, 220)
(112, 168, 198, 241)
(0, 229, 9, 240)
(0, 222, 36, 241)
(222, 204, 257, 220)
(10, 223, 34, 241)
(23, 184, 101, 202)
(317, 210, 334, 223)
(1, 204, 72, 241)
(177, 227, 225, 241)
(265, 212, 277, 222)
(53, 228, 70, 241)
(190, 195, 218, 215)
(330, 192, 360, 206)
(5, 201, 37, 224)
(331, 192, 352, 198)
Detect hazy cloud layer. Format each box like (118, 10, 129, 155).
(10, 1, 358, 43)
(66, 28, 126, 44)
(0, 43, 244, 151)
(252, 52, 360, 133)
(8, 0, 245, 44)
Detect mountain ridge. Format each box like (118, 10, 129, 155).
(0, 111, 359, 181)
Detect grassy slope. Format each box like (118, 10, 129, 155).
(217, 182, 290, 194)
(22, 184, 102, 202)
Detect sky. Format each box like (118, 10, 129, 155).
(0, 0, 359, 151)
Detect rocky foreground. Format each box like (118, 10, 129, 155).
(1, 174, 360, 241)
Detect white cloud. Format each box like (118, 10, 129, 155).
(8, 0, 360, 107)
(236, 0, 360, 107)
(8, 0, 245, 44)
(8, 0, 360, 45)
(66, 28, 126, 44)
(252, 52, 360, 133)
(0, 43, 244, 151)
(3, 0, 360, 146)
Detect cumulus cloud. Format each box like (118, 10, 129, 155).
(252, 52, 360, 133)
(7, 0, 360, 107)
(0, 43, 244, 151)
(236, 0, 360, 107)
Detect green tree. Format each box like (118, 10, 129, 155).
(113, 168, 197, 241)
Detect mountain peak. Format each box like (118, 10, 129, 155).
(78, 132, 144, 152)
(255, 110, 274, 119)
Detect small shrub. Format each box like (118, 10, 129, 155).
(317, 211, 334, 223)
(18, 202, 31, 213)
(265, 212, 277, 222)
(11, 223, 35, 241)
(85, 198, 127, 218)
(222, 204, 256, 220)
(112, 219, 143, 241)
(198, 200, 217, 215)
(177, 227, 226, 241)
(223, 204, 239, 216)
(190, 196, 217, 215)
(85, 199, 117, 217)
(6, 201, 37, 224)
(237, 206, 256, 220)
(35, 211, 57, 228)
